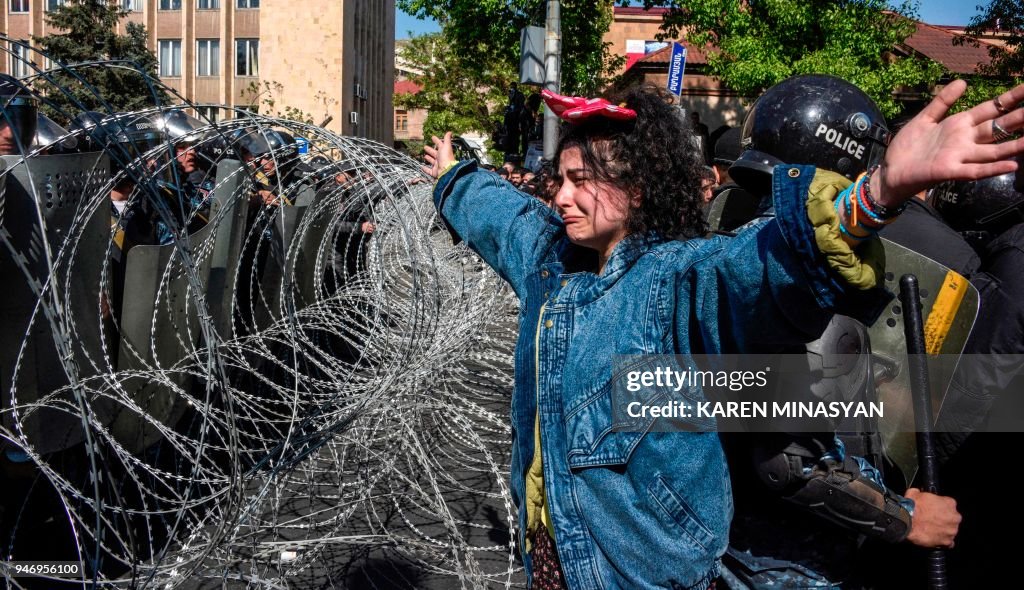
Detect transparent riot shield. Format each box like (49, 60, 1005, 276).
(0, 152, 114, 456)
(868, 238, 980, 486)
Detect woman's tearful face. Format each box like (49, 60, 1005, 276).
(554, 146, 633, 261)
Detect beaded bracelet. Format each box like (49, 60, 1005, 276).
(835, 185, 876, 242)
(854, 179, 887, 226)
(859, 165, 907, 220)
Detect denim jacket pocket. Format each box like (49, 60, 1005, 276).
(648, 473, 716, 551)
(564, 379, 655, 469)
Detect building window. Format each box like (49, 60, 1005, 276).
(158, 0, 181, 10)
(9, 41, 31, 79)
(236, 0, 259, 8)
(10, 0, 29, 14)
(395, 110, 408, 132)
(158, 39, 182, 77)
(196, 39, 220, 76)
(195, 106, 219, 123)
(122, 0, 141, 11)
(46, 0, 65, 11)
(235, 38, 258, 77)
(198, 0, 220, 8)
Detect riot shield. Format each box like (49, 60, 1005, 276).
(288, 188, 338, 311)
(0, 152, 114, 455)
(868, 238, 980, 486)
(205, 159, 248, 338)
(113, 200, 220, 454)
(254, 181, 316, 328)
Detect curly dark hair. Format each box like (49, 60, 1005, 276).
(553, 85, 707, 239)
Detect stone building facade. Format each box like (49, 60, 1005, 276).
(1, 0, 394, 142)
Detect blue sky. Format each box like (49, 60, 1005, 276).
(395, 1, 982, 40)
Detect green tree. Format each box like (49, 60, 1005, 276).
(640, 0, 944, 117)
(958, 0, 1023, 77)
(947, 1, 1023, 113)
(397, 1, 623, 98)
(394, 32, 507, 144)
(31, 0, 168, 125)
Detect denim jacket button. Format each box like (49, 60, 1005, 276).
(560, 279, 568, 287)
(544, 291, 550, 298)
(787, 168, 801, 178)
(544, 320, 553, 329)
(541, 270, 549, 279)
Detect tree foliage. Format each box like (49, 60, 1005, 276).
(394, 33, 506, 141)
(31, 0, 168, 125)
(957, 0, 1023, 78)
(640, 0, 944, 117)
(396, 0, 624, 141)
(398, 0, 622, 97)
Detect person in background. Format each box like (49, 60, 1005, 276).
(712, 126, 742, 197)
(690, 110, 712, 165)
(700, 165, 717, 204)
(510, 167, 525, 187)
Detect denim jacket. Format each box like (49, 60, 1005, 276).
(433, 161, 887, 590)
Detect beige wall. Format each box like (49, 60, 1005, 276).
(260, 0, 345, 132)
(259, 0, 394, 141)
(394, 106, 426, 143)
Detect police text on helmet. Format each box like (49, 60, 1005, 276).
(814, 124, 866, 160)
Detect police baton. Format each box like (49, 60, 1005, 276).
(898, 274, 948, 590)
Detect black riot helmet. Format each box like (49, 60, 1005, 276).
(932, 157, 1024, 249)
(732, 74, 890, 193)
(32, 112, 78, 154)
(93, 113, 165, 156)
(195, 125, 252, 164)
(80, 113, 166, 175)
(239, 128, 301, 176)
(240, 129, 297, 159)
(69, 111, 111, 152)
(0, 74, 38, 155)
(158, 109, 205, 145)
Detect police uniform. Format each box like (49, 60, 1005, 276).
(721, 75, 920, 589)
(852, 164, 1024, 588)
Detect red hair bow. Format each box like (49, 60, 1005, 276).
(541, 89, 637, 123)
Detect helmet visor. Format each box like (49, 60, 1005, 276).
(0, 96, 38, 155)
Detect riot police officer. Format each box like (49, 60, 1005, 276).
(232, 128, 314, 334)
(239, 128, 310, 207)
(722, 74, 961, 588)
(904, 165, 1024, 587)
(160, 109, 214, 235)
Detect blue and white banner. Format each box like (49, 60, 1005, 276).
(667, 42, 687, 96)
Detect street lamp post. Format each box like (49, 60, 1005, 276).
(543, 0, 561, 161)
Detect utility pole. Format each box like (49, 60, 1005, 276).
(543, 0, 561, 161)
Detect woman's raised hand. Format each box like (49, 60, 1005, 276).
(875, 80, 1024, 205)
(422, 131, 456, 179)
